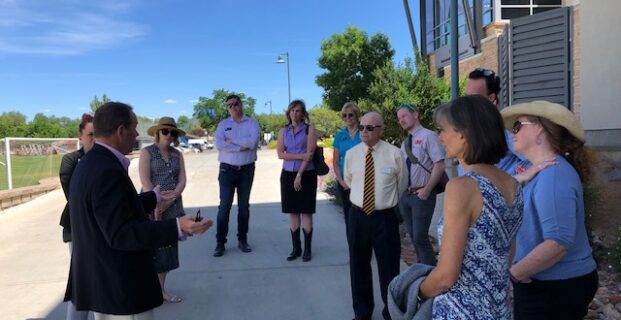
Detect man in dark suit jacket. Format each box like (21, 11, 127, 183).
(64, 102, 213, 319)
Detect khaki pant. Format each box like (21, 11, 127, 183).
(94, 309, 154, 320)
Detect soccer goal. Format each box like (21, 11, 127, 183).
(1, 138, 79, 190)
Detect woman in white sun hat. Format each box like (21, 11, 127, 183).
(502, 101, 598, 320)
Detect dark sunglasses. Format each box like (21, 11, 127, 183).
(358, 125, 382, 132)
(226, 101, 240, 108)
(341, 112, 355, 119)
(511, 120, 536, 134)
(160, 128, 179, 138)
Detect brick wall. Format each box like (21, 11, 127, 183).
(433, 22, 508, 80)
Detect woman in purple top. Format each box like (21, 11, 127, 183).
(277, 100, 318, 262)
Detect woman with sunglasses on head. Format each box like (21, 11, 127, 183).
(332, 102, 362, 241)
(139, 117, 188, 303)
(277, 100, 318, 262)
(60, 113, 94, 320)
(502, 101, 597, 320)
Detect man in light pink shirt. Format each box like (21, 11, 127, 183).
(64, 102, 213, 320)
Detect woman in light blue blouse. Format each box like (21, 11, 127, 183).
(502, 101, 597, 320)
(332, 102, 361, 239)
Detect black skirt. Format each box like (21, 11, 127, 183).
(280, 169, 317, 214)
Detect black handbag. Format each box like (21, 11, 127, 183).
(304, 125, 329, 176)
(313, 146, 330, 176)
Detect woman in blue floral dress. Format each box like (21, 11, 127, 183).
(419, 95, 523, 319)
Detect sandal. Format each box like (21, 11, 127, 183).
(163, 293, 182, 303)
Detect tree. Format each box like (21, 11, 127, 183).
(0, 111, 29, 138)
(90, 94, 111, 112)
(255, 113, 287, 136)
(359, 58, 460, 143)
(316, 26, 395, 110)
(28, 113, 64, 138)
(177, 115, 190, 131)
(308, 106, 342, 138)
(193, 89, 256, 133)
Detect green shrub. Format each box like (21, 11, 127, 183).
(583, 184, 600, 243)
(319, 137, 334, 148)
(611, 227, 621, 273)
(320, 175, 342, 206)
(267, 140, 278, 149)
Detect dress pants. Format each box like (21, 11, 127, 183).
(513, 269, 598, 320)
(94, 309, 153, 320)
(216, 163, 255, 244)
(348, 205, 401, 320)
(66, 242, 89, 320)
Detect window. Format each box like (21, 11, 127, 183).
(425, 0, 483, 54)
(499, 0, 562, 20)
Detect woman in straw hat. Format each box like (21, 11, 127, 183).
(139, 116, 188, 303)
(502, 101, 598, 320)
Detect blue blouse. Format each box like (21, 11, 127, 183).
(333, 127, 361, 178)
(513, 156, 596, 280)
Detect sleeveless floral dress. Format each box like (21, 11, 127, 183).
(146, 144, 184, 273)
(432, 171, 523, 319)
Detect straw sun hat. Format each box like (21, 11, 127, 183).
(500, 100, 585, 143)
(147, 117, 186, 137)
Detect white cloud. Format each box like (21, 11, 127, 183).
(0, 1, 147, 55)
(164, 99, 178, 104)
(41, 108, 51, 113)
(188, 99, 198, 104)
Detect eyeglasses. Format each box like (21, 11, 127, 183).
(341, 113, 355, 119)
(358, 125, 382, 132)
(160, 128, 179, 138)
(474, 68, 495, 77)
(226, 101, 240, 108)
(512, 120, 536, 134)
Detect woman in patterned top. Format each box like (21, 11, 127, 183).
(139, 116, 187, 303)
(419, 95, 523, 319)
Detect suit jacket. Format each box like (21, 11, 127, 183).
(64, 144, 178, 315)
(59, 148, 84, 242)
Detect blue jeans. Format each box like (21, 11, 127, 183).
(398, 190, 437, 266)
(216, 163, 255, 244)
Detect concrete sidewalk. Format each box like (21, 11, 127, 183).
(0, 149, 405, 320)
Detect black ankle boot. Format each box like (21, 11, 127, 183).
(287, 228, 302, 261)
(302, 229, 313, 262)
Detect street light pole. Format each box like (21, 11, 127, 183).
(265, 100, 272, 114)
(276, 52, 291, 103)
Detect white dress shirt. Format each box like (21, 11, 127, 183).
(344, 140, 408, 211)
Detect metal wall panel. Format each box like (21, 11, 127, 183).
(509, 7, 571, 107)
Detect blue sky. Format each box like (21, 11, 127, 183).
(0, 0, 421, 121)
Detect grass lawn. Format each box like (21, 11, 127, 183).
(0, 154, 63, 190)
